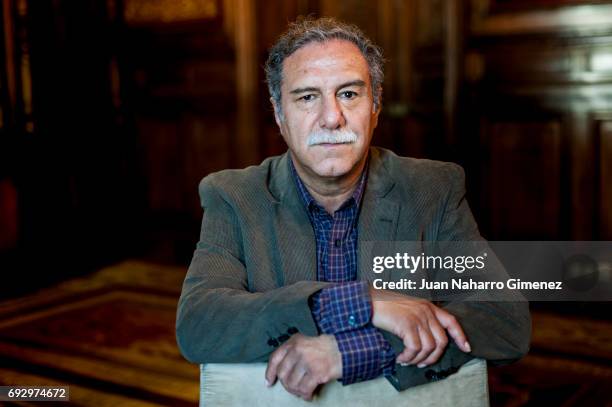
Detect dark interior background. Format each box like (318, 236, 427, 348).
(0, 0, 611, 300)
(0, 2, 611, 405)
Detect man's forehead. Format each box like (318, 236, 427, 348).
(281, 39, 370, 88)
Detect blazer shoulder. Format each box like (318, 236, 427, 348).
(197, 155, 281, 205)
(376, 147, 465, 188)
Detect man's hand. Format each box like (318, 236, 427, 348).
(265, 333, 342, 401)
(370, 289, 471, 367)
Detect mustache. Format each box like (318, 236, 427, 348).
(306, 128, 358, 146)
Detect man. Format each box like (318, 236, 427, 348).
(176, 17, 530, 401)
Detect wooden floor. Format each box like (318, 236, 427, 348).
(0, 261, 610, 406)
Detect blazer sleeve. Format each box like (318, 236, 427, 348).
(176, 179, 331, 364)
(384, 163, 531, 391)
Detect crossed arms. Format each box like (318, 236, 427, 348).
(176, 166, 531, 399)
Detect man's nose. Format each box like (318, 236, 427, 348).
(319, 95, 346, 129)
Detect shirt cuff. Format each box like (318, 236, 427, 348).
(335, 326, 396, 385)
(309, 281, 372, 335)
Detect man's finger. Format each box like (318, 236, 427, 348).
(277, 349, 300, 390)
(418, 317, 449, 366)
(434, 308, 471, 353)
(296, 373, 318, 401)
(411, 325, 436, 366)
(396, 324, 421, 364)
(265, 345, 289, 386)
(286, 361, 307, 394)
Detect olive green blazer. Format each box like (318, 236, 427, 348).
(176, 147, 531, 391)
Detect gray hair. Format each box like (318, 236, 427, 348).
(265, 17, 384, 118)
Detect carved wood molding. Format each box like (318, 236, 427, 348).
(471, 0, 612, 36)
(123, 0, 219, 25)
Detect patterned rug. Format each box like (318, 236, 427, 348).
(0, 261, 199, 406)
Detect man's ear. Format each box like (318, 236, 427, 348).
(271, 97, 283, 129)
(373, 86, 383, 113)
(372, 86, 382, 128)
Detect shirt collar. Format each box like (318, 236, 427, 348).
(288, 152, 368, 214)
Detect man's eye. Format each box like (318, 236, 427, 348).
(340, 91, 358, 99)
(300, 94, 315, 102)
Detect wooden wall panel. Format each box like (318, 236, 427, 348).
(118, 2, 237, 220)
(0, 179, 18, 249)
(464, 0, 612, 239)
(599, 120, 612, 239)
(134, 115, 232, 217)
(482, 121, 562, 239)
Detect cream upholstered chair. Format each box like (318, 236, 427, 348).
(199, 358, 489, 406)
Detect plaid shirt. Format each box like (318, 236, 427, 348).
(289, 155, 395, 385)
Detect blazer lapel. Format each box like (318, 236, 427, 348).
(268, 152, 317, 286)
(358, 148, 401, 285)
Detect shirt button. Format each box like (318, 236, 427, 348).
(334, 239, 342, 248)
(348, 315, 357, 327)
